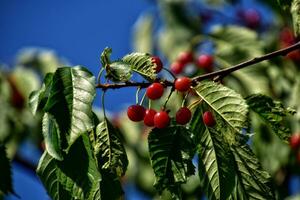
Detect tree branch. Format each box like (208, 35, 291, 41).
(96, 41, 300, 89)
(191, 41, 300, 83)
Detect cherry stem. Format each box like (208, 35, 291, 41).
(96, 41, 300, 89)
(139, 91, 146, 106)
(163, 87, 175, 110)
(135, 87, 141, 104)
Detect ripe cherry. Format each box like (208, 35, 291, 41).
(171, 61, 184, 74)
(197, 54, 214, 70)
(289, 133, 300, 150)
(127, 105, 145, 122)
(243, 9, 260, 29)
(154, 111, 170, 128)
(152, 56, 163, 73)
(174, 77, 191, 92)
(177, 51, 194, 65)
(203, 111, 215, 127)
(176, 107, 192, 125)
(143, 109, 157, 127)
(146, 83, 164, 100)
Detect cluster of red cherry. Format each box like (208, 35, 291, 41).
(289, 133, 300, 164)
(170, 51, 214, 74)
(127, 55, 216, 129)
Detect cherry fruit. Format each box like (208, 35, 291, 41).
(154, 111, 170, 129)
(146, 83, 164, 100)
(127, 105, 145, 122)
(177, 51, 194, 65)
(144, 109, 157, 127)
(171, 61, 184, 74)
(152, 56, 163, 73)
(175, 77, 191, 92)
(289, 133, 300, 150)
(197, 54, 214, 70)
(203, 111, 215, 127)
(176, 107, 192, 125)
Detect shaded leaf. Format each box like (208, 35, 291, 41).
(230, 144, 276, 200)
(94, 118, 128, 177)
(42, 113, 63, 160)
(43, 66, 96, 151)
(148, 126, 195, 198)
(29, 73, 53, 115)
(0, 145, 13, 195)
(100, 171, 124, 200)
(37, 135, 101, 200)
(105, 61, 132, 82)
(246, 94, 295, 141)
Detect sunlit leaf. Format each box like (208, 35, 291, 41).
(43, 66, 96, 151)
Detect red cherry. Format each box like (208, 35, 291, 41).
(243, 9, 260, 29)
(177, 51, 194, 65)
(174, 77, 191, 92)
(289, 133, 300, 150)
(152, 56, 163, 73)
(146, 83, 164, 100)
(154, 111, 170, 128)
(127, 105, 145, 122)
(203, 111, 215, 127)
(176, 107, 192, 125)
(171, 61, 184, 74)
(280, 28, 295, 45)
(143, 109, 157, 127)
(197, 54, 214, 70)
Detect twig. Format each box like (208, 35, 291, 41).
(96, 42, 300, 90)
(191, 41, 300, 84)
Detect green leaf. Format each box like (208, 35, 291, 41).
(93, 118, 128, 177)
(291, 0, 300, 36)
(105, 61, 133, 82)
(100, 47, 112, 67)
(100, 171, 124, 200)
(42, 113, 63, 160)
(191, 105, 275, 199)
(37, 135, 101, 200)
(133, 13, 154, 54)
(0, 145, 14, 195)
(191, 107, 235, 200)
(148, 126, 195, 198)
(29, 73, 54, 115)
(43, 66, 96, 151)
(122, 52, 156, 80)
(193, 81, 248, 140)
(230, 144, 276, 200)
(246, 94, 295, 141)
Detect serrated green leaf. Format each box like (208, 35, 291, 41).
(43, 66, 96, 151)
(246, 94, 295, 141)
(37, 135, 101, 200)
(29, 73, 53, 115)
(0, 145, 14, 195)
(291, 0, 300, 36)
(230, 144, 276, 200)
(191, 106, 235, 200)
(122, 52, 156, 80)
(100, 47, 112, 67)
(193, 81, 248, 141)
(148, 126, 195, 198)
(191, 105, 275, 199)
(94, 118, 128, 177)
(42, 113, 63, 160)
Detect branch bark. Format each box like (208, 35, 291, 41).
(96, 41, 300, 89)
